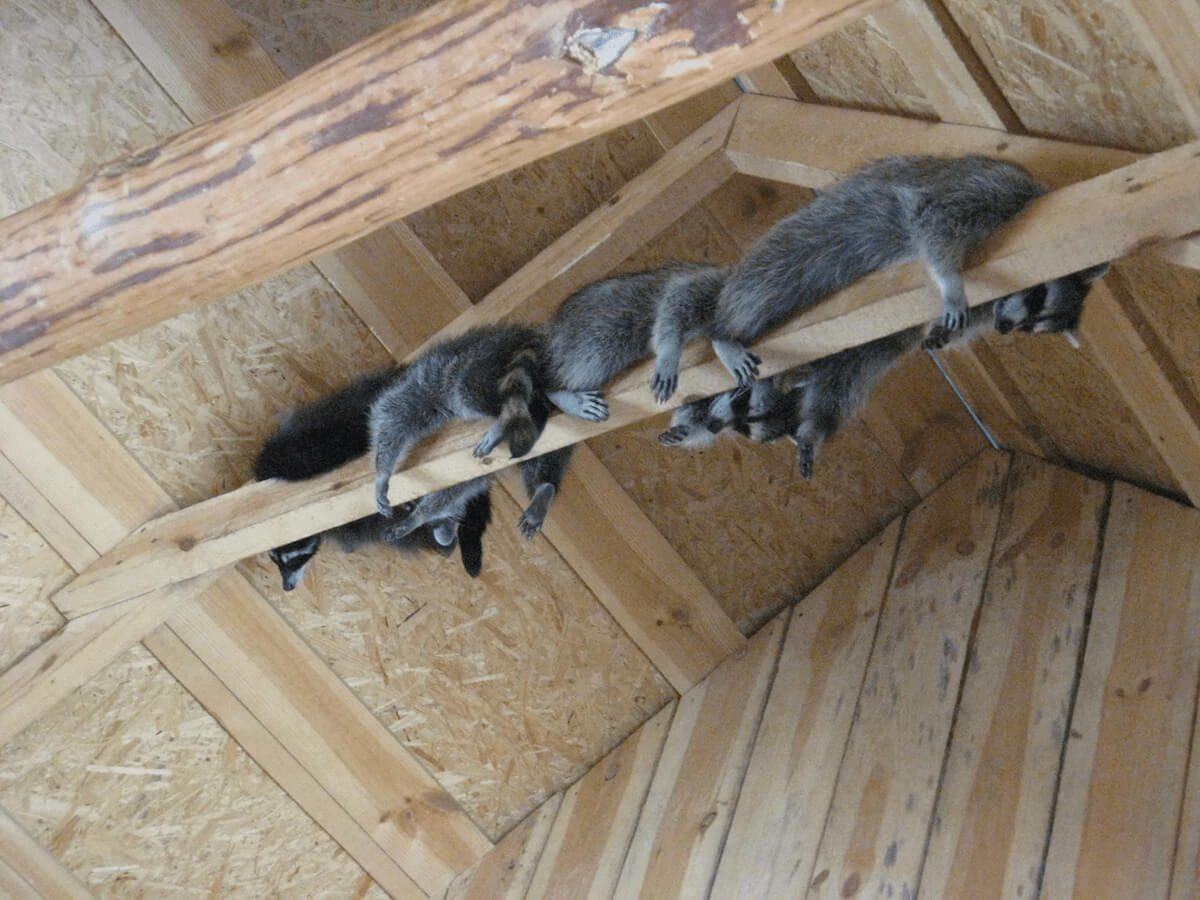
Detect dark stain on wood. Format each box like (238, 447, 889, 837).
(0, 277, 49, 307)
(94, 232, 202, 275)
(87, 153, 254, 230)
(310, 95, 415, 152)
(305, 187, 388, 228)
(212, 32, 253, 57)
(0, 313, 49, 352)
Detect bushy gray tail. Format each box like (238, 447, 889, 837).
(496, 346, 544, 458)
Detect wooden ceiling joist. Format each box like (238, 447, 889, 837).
(0, 0, 883, 383)
(50, 137, 1200, 618)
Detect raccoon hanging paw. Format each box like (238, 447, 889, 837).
(375, 473, 395, 517)
(796, 442, 816, 479)
(713, 340, 760, 388)
(517, 481, 556, 539)
(921, 322, 955, 350)
(658, 424, 691, 446)
(473, 421, 506, 458)
(650, 357, 679, 404)
(549, 389, 608, 422)
(518, 508, 543, 540)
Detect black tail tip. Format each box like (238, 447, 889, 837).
(506, 421, 540, 459)
(460, 538, 483, 577)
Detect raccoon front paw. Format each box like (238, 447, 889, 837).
(936, 307, 968, 335)
(731, 351, 761, 387)
(577, 391, 608, 422)
(473, 423, 504, 458)
(375, 477, 394, 517)
(650, 368, 678, 404)
(796, 443, 815, 480)
(921, 326, 951, 350)
(517, 510, 544, 540)
(713, 340, 760, 388)
(658, 425, 689, 446)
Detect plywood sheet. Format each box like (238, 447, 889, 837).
(920, 454, 1106, 900)
(0, 644, 381, 898)
(590, 418, 920, 633)
(240, 484, 673, 839)
(789, 16, 939, 117)
(0, 499, 71, 672)
(942, 0, 1193, 151)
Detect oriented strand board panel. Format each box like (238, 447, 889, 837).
(942, 0, 1193, 150)
(920, 455, 1106, 899)
(0, 644, 381, 899)
(528, 703, 674, 899)
(614, 616, 786, 898)
(805, 450, 1009, 899)
(711, 519, 900, 899)
(1042, 483, 1200, 900)
(241, 485, 674, 839)
(590, 417, 920, 633)
(0, 498, 71, 671)
(789, 16, 939, 117)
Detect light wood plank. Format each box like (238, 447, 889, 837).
(712, 519, 901, 899)
(0, 805, 92, 900)
(51, 140, 1200, 614)
(1156, 232, 1200, 271)
(528, 702, 675, 899)
(1042, 482, 1200, 900)
(805, 451, 1009, 899)
(615, 616, 786, 898)
(445, 794, 563, 900)
(168, 578, 491, 896)
(496, 454, 744, 693)
(1119, 0, 1200, 132)
(1171, 667, 1200, 900)
(919, 455, 1107, 900)
(0, 0, 882, 382)
(0, 450, 97, 572)
(1079, 274, 1200, 504)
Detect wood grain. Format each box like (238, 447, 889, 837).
(919, 455, 1106, 900)
(1041, 482, 1200, 900)
(0, 805, 91, 900)
(445, 794, 562, 900)
(711, 520, 900, 899)
(804, 451, 1009, 899)
(0, 0, 882, 382)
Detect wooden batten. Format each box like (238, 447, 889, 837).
(0, 0, 883, 382)
(1156, 232, 1200, 270)
(49, 141, 1200, 616)
(0, 806, 91, 900)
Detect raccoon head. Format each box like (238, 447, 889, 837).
(744, 382, 801, 444)
(267, 534, 323, 592)
(993, 262, 1110, 344)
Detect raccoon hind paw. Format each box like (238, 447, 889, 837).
(517, 509, 544, 540)
(796, 443, 816, 480)
(658, 425, 688, 446)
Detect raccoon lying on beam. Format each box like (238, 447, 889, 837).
(659, 264, 1109, 478)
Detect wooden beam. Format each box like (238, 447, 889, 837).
(96, 0, 743, 690)
(1155, 232, 1200, 271)
(1078, 272, 1200, 504)
(0, 0, 882, 382)
(0, 806, 92, 900)
(726, 95, 1140, 188)
(1118, 0, 1200, 132)
(445, 794, 563, 900)
(50, 141, 1200, 613)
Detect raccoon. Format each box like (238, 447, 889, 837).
(661, 264, 1109, 476)
(255, 369, 490, 590)
(650, 155, 1051, 401)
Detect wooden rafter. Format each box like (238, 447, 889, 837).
(50, 136, 1200, 615)
(0, 0, 883, 383)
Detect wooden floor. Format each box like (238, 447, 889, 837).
(449, 449, 1200, 900)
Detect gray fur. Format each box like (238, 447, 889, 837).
(664, 155, 1050, 400)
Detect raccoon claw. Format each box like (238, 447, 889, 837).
(937, 308, 968, 335)
(473, 423, 504, 458)
(922, 326, 951, 350)
(375, 479, 394, 518)
(733, 354, 760, 387)
(517, 511, 543, 540)
(796, 443, 815, 480)
(650, 370, 677, 404)
(658, 426, 687, 446)
(578, 391, 608, 422)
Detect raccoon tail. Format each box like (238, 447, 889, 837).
(457, 489, 492, 577)
(495, 346, 544, 458)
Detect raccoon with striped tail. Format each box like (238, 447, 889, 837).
(660, 264, 1109, 477)
(254, 369, 493, 589)
(650, 155, 1055, 402)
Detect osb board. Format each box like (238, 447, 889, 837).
(240, 485, 673, 839)
(589, 416, 920, 634)
(689, 174, 814, 255)
(0, 0, 188, 216)
(0, 498, 71, 671)
(788, 16, 939, 118)
(0, 644, 382, 898)
(971, 329, 1180, 494)
(942, 0, 1193, 151)
(229, 0, 665, 304)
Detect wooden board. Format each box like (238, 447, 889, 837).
(919, 454, 1107, 899)
(445, 794, 562, 900)
(0, 806, 91, 900)
(805, 450, 1009, 899)
(1041, 482, 1200, 900)
(527, 703, 674, 900)
(0, 493, 71, 672)
(614, 616, 786, 898)
(711, 519, 900, 898)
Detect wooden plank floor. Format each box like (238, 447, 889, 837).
(452, 449, 1200, 899)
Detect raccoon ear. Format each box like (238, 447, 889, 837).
(1063, 329, 1082, 349)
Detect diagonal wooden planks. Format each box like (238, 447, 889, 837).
(919, 455, 1107, 899)
(0, 806, 92, 900)
(711, 519, 900, 898)
(0, 0, 884, 382)
(444, 794, 563, 900)
(1041, 482, 1200, 900)
(51, 140, 1200, 614)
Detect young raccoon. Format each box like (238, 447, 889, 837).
(650, 155, 1051, 402)
(255, 369, 490, 590)
(661, 264, 1109, 476)
(540, 263, 753, 412)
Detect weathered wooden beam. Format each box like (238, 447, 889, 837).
(1155, 232, 1200, 271)
(0, 0, 882, 383)
(52, 140, 1200, 613)
(0, 806, 92, 900)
